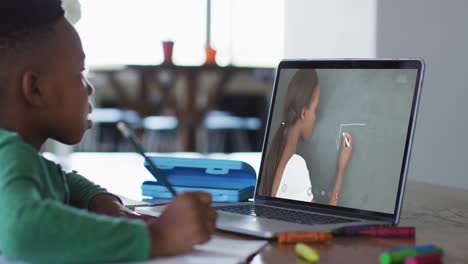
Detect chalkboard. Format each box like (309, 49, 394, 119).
(269, 68, 418, 213)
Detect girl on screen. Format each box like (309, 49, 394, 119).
(258, 69, 352, 205)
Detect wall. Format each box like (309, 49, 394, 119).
(284, 0, 376, 59)
(283, 0, 468, 189)
(376, 0, 468, 189)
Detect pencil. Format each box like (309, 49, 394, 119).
(117, 122, 178, 197)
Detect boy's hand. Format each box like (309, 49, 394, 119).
(88, 193, 153, 220)
(147, 192, 217, 257)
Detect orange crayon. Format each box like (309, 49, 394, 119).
(277, 231, 333, 244)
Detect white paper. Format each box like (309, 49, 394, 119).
(123, 235, 268, 264)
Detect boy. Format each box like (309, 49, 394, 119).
(0, 1, 217, 263)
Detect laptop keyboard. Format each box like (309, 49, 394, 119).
(216, 204, 358, 225)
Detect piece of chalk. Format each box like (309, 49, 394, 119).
(342, 132, 350, 148)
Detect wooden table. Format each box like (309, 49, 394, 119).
(64, 152, 468, 263)
(95, 65, 273, 151)
(243, 180, 468, 263)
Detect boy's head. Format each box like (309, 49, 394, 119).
(0, 0, 94, 148)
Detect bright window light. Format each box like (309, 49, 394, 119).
(75, 0, 284, 68)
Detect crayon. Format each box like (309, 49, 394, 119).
(380, 247, 443, 264)
(389, 244, 438, 253)
(359, 226, 415, 237)
(277, 231, 332, 244)
(404, 252, 443, 264)
(295, 243, 319, 262)
(331, 224, 388, 236)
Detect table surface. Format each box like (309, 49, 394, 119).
(59, 152, 468, 264)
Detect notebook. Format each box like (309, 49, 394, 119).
(210, 59, 425, 238)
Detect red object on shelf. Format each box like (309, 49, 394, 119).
(162, 40, 174, 64)
(205, 44, 216, 65)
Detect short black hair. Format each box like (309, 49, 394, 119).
(0, 0, 64, 96)
(0, 0, 64, 53)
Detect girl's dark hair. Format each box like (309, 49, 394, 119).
(258, 69, 319, 196)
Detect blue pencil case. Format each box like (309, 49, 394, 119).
(142, 157, 256, 202)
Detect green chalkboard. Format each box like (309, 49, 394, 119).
(269, 68, 418, 213)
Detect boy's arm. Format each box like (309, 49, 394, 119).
(65, 170, 119, 209)
(0, 177, 151, 264)
(66, 171, 141, 218)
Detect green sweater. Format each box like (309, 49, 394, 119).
(0, 129, 150, 264)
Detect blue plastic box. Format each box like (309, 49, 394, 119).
(142, 156, 256, 202)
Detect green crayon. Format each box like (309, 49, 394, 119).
(380, 247, 443, 264)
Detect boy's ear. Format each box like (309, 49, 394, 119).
(20, 71, 48, 107)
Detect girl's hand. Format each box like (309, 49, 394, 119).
(338, 132, 352, 171)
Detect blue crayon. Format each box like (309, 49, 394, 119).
(389, 244, 437, 253)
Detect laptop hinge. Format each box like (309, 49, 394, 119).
(255, 199, 394, 223)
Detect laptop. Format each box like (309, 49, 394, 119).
(210, 59, 425, 238)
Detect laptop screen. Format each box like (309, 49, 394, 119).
(257, 60, 423, 215)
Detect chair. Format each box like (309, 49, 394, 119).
(141, 115, 180, 152)
(201, 94, 268, 153)
(76, 108, 141, 152)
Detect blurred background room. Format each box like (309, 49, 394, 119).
(44, 0, 468, 192)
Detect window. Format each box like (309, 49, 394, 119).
(75, 0, 284, 68)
